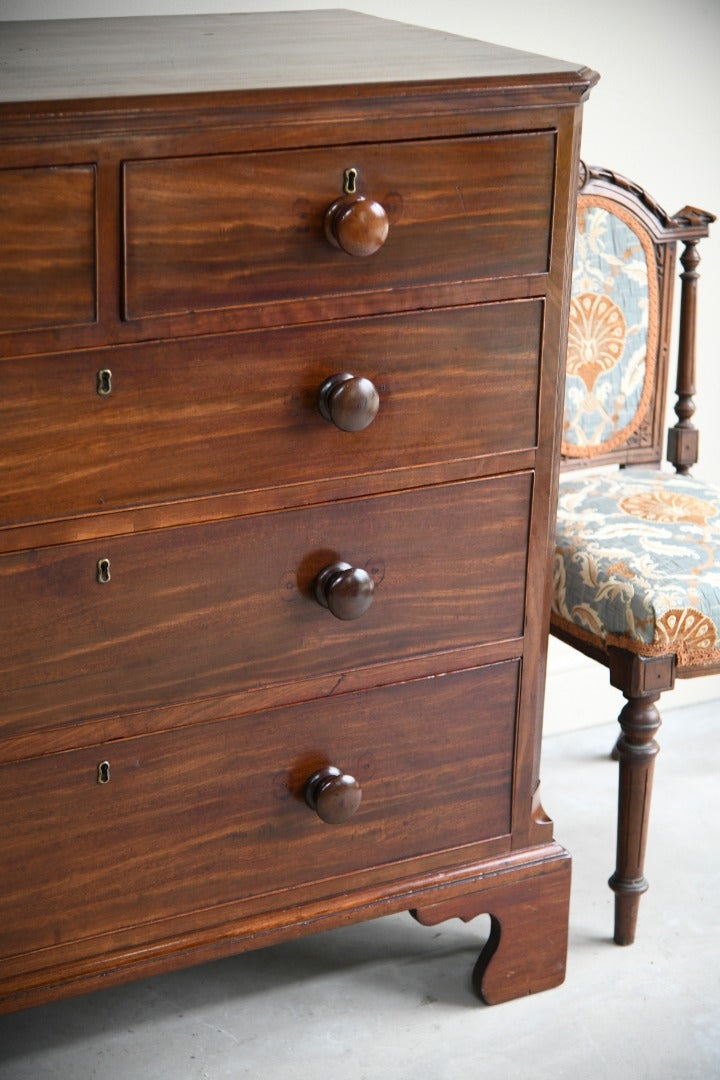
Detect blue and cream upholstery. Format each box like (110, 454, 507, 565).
(562, 198, 658, 459)
(553, 468, 720, 670)
(551, 188, 720, 673)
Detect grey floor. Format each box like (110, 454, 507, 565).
(0, 701, 718, 1080)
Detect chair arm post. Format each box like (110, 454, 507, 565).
(667, 238, 702, 473)
(665, 205, 713, 474)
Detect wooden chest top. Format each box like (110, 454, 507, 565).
(0, 10, 591, 106)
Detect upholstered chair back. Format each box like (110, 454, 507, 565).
(561, 165, 681, 471)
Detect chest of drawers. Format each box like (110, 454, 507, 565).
(0, 11, 596, 1011)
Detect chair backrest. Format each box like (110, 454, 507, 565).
(562, 163, 714, 473)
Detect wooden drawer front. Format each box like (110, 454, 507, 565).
(0, 301, 541, 527)
(0, 474, 530, 735)
(0, 664, 516, 959)
(123, 133, 554, 320)
(0, 166, 96, 333)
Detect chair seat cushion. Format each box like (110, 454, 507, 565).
(552, 468, 720, 669)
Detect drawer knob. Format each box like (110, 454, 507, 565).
(324, 194, 389, 257)
(314, 561, 375, 620)
(304, 765, 362, 824)
(317, 372, 380, 432)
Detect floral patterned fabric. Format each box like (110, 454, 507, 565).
(562, 198, 658, 457)
(552, 468, 720, 670)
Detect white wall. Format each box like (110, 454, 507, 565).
(3, 0, 719, 732)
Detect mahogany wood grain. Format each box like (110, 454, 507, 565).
(0, 12, 589, 106)
(0, 665, 516, 962)
(0, 9, 596, 1012)
(510, 105, 583, 851)
(0, 302, 541, 528)
(1, 637, 524, 768)
(412, 848, 571, 1004)
(0, 474, 531, 738)
(123, 134, 554, 321)
(0, 449, 538, 558)
(0, 166, 96, 333)
(0, 112, 573, 366)
(1, 842, 568, 1015)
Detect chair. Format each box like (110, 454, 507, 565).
(551, 163, 715, 945)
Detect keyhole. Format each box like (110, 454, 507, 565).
(97, 369, 112, 396)
(343, 167, 358, 195)
(97, 761, 110, 784)
(97, 557, 111, 584)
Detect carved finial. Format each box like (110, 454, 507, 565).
(672, 205, 716, 229)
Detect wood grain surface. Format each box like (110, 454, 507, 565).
(123, 134, 554, 320)
(0, 166, 96, 333)
(0, 301, 541, 527)
(0, 474, 531, 737)
(0, 9, 595, 1011)
(0, 664, 517, 960)
(0, 11, 588, 105)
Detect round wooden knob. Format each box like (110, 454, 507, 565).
(324, 194, 389, 257)
(304, 766, 362, 824)
(317, 373, 380, 432)
(314, 561, 374, 620)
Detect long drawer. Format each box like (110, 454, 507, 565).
(123, 132, 555, 321)
(0, 664, 517, 961)
(0, 474, 531, 737)
(0, 301, 542, 527)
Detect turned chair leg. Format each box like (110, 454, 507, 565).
(608, 691, 662, 945)
(605, 648, 674, 945)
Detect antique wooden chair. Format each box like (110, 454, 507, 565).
(551, 163, 715, 945)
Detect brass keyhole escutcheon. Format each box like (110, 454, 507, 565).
(97, 368, 112, 396)
(343, 166, 358, 195)
(96, 557, 111, 584)
(97, 761, 110, 784)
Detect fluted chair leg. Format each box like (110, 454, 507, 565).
(608, 691, 662, 945)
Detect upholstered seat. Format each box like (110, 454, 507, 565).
(554, 468, 720, 670)
(550, 164, 715, 945)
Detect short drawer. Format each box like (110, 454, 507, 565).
(0, 301, 542, 527)
(123, 132, 555, 320)
(0, 165, 97, 334)
(0, 474, 530, 736)
(0, 664, 517, 960)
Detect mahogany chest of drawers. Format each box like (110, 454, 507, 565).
(0, 11, 596, 1011)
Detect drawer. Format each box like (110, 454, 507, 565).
(123, 132, 555, 321)
(0, 664, 517, 959)
(0, 474, 530, 735)
(0, 165, 96, 334)
(0, 301, 542, 527)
